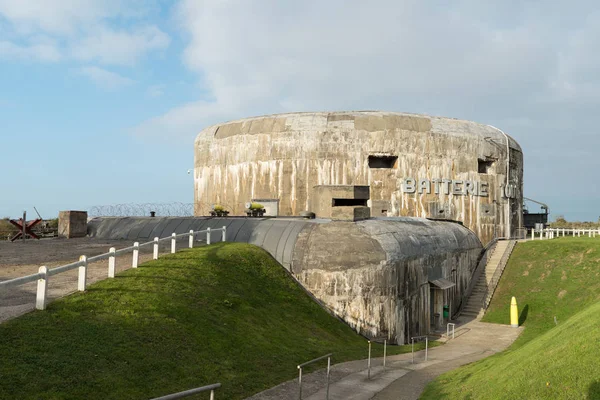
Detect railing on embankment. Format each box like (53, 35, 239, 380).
(0, 227, 226, 311)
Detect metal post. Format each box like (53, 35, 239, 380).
(425, 337, 428, 361)
(383, 339, 387, 368)
(189, 230, 194, 248)
(207, 227, 211, 245)
(530, 228, 534, 240)
(108, 247, 116, 278)
(326, 356, 331, 400)
(222, 226, 227, 242)
(22, 211, 26, 241)
(210, 390, 215, 400)
(367, 340, 372, 379)
(171, 233, 176, 254)
(153, 237, 159, 259)
(411, 338, 414, 363)
(36, 266, 48, 310)
(78, 255, 87, 291)
(298, 367, 303, 400)
(132, 242, 139, 268)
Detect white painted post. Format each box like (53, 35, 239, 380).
(383, 339, 387, 368)
(108, 247, 116, 278)
(78, 255, 87, 291)
(36, 266, 48, 310)
(222, 226, 227, 242)
(171, 233, 176, 254)
(531, 228, 534, 240)
(132, 242, 139, 268)
(189, 230, 194, 248)
(589, 230, 592, 238)
(153, 237, 159, 259)
(367, 340, 372, 379)
(206, 227, 211, 245)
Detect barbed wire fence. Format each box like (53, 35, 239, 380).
(88, 203, 195, 217)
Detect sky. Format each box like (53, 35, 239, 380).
(1, 0, 599, 222)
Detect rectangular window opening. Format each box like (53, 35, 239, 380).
(332, 198, 368, 207)
(368, 155, 398, 168)
(478, 159, 494, 174)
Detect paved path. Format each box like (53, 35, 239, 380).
(247, 316, 523, 400)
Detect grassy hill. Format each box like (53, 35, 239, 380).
(421, 237, 600, 399)
(0, 242, 420, 400)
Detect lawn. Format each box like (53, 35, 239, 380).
(421, 237, 600, 399)
(0, 242, 421, 400)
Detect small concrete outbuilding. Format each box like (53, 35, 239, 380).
(58, 211, 88, 238)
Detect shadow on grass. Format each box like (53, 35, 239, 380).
(519, 304, 529, 325)
(589, 381, 600, 399)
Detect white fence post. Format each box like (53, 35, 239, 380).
(530, 228, 534, 240)
(153, 237, 159, 259)
(78, 255, 87, 291)
(108, 247, 116, 278)
(189, 230, 194, 248)
(171, 233, 177, 254)
(132, 242, 139, 268)
(222, 226, 227, 242)
(36, 266, 48, 310)
(207, 227, 211, 245)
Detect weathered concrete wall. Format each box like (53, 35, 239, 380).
(58, 211, 88, 238)
(194, 111, 524, 245)
(89, 216, 482, 343)
(291, 217, 482, 344)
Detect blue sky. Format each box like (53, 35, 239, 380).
(1, 0, 599, 222)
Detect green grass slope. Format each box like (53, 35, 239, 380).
(0, 243, 418, 400)
(422, 237, 600, 399)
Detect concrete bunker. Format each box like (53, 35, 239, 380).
(194, 111, 524, 245)
(89, 215, 482, 344)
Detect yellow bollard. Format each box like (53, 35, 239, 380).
(510, 296, 519, 327)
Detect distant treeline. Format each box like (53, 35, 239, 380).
(549, 216, 600, 229)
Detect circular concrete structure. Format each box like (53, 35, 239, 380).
(194, 111, 523, 244)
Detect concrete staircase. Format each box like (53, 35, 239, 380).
(461, 240, 515, 319)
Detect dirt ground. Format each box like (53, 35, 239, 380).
(0, 237, 185, 323)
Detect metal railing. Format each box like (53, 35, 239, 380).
(150, 383, 221, 400)
(297, 353, 332, 400)
(366, 339, 388, 380)
(529, 228, 600, 240)
(0, 226, 227, 311)
(455, 238, 498, 318)
(411, 336, 429, 363)
(482, 240, 517, 310)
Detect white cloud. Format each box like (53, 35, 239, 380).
(131, 0, 600, 141)
(77, 66, 134, 89)
(71, 26, 169, 66)
(0, 40, 61, 62)
(0, 0, 169, 66)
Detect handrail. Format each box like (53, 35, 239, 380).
(0, 226, 227, 311)
(482, 240, 517, 309)
(454, 238, 498, 318)
(0, 272, 43, 288)
(297, 353, 332, 400)
(297, 353, 333, 369)
(150, 383, 221, 400)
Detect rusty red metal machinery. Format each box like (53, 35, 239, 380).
(9, 212, 42, 242)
